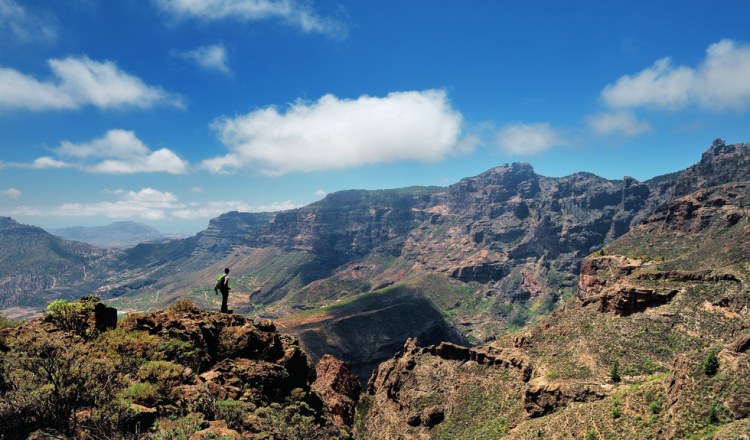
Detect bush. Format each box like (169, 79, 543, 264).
(0, 312, 22, 330)
(2, 332, 126, 435)
(611, 406, 622, 418)
(704, 352, 719, 376)
(121, 382, 160, 406)
(159, 339, 205, 371)
(649, 401, 660, 414)
(46, 299, 94, 338)
(170, 298, 197, 312)
(137, 361, 183, 396)
(95, 327, 160, 368)
(707, 404, 720, 424)
(215, 398, 247, 430)
(610, 360, 621, 382)
(585, 429, 598, 440)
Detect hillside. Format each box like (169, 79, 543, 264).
(0, 217, 110, 315)
(46, 221, 166, 249)
(356, 178, 750, 439)
(0, 297, 359, 439)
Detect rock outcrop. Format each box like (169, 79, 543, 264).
(312, 354, 361, 428)
(0, 298, 349, 440)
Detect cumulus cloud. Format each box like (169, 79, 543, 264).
(313, 189, 326, 196)
(174, 44, 231, 74)
(172, 200, 301, 219)
(3, 130, 188, 174)
(154, 0, 347, 39)
(601, 39, 750, 111)
(0, 0, 56, 43)
(60, 129, 189, 174)
(6, 188, 184, 220)
(191, 186, 204, 193)
(202, 90, 469, 176)
(495, 122, 569, 155)
(0, 188, 20, 198)
(4, 186, 301, 221)
(0, 55, 184, 111)
(585, 111, 652, 137)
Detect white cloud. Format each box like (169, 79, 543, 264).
(601, 39, 750, 111)
(313, 189, 326, 196)
(30, 156, 73, 169)
(0, 55, 184, 111)
(3, 130, 188, 174)
(585, 111, 652, 137)
(0, 188, 20, 198)
(202, 90, 469, 176)
(59, 129, 189, 174)
(191, 186, 204, 192)
(154, 0, 346, 39)
(3, 186, 300, 221)
(175, 44, 231, 74)
(0, 0, 56, 43)
(495, 122, 569, 155)
(6, 188, 183, 220)
(172, 200, 302, 218)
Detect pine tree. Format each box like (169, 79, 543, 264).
(610, 360, 621, 382)
(704, 352, 719, 376)
(707, 404, 720, 424)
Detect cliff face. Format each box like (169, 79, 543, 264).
(357, 177, 750, 438)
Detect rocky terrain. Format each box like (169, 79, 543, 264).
(0, 296, 359, 439)
(356, 176, 750, 439)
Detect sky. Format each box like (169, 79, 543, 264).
(2, 0, 750, 233)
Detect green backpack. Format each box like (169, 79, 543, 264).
(213, 274, 225, 292)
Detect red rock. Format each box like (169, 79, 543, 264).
(312, 354, 362, 427)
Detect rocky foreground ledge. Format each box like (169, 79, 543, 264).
(0, 296, 360, 440)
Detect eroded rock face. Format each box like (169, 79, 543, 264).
(523, 379, 607, 419)
(312, 354, 362, 427)
(577, 255, 678, 315)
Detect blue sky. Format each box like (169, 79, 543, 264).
(1, 0, 750, 232)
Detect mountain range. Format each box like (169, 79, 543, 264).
(3, 137, 750, 438)
(46, 221, 195, 249)
(2, 138, 749, 379)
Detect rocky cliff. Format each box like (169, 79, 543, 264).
(356, 177, 750, 438)
(0, 297, 356, 440)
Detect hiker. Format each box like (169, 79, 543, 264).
(215, 267, 232, 313)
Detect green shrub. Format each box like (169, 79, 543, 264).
(137, 361, 183, 396)
(121, 382, 160, 406)
(2, 333, 125, 435)
(159, 339, 205, 371)
(170, 298, 197, 312)
(649, 401, 660, 414)
(46, 299, 93, 337)
(707, 404, 720, 425)
(0, 312, 22, 330)
(215, 398, 247, 430)
(546, 370, 558, 380)
(585, 429, 598, 440)
(704, 352, 719, 376)
(611, 406, 622, 418)
(610, 360, 621, 382)
(95, 327, 160, 368)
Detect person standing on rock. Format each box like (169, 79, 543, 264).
(218, 268, 232, 313)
